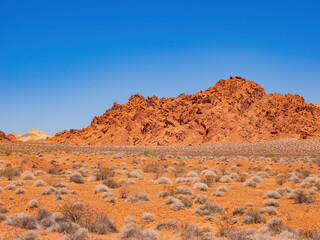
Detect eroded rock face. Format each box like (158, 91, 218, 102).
(0, 131, 9, 141)
(51, 76, 320, 145)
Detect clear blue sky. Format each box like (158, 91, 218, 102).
(1, 0, 319, 135)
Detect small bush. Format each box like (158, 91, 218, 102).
(5, 213, 37, 229)
(29, 199, 39, 208)
(154, 177, 172, 185)
(94, 184, 109, 194)
(61, 228, 89, 240)
(263, 191, 281, 199)
(34, 180, 46, 187)
(243, 210, 265, 224)
(232, 207, 245, 216)
(156, 220, 178, 230)
(143, 150, 155, 156)
(80, 213, 118, 234)
(267, 217, 284, 234)
(126, 193, 150, 203)
(15, 188, 26, 194)
(217, 185, 228, 192)
(263, 199, 279, 207)
(289, 189, 313, 204)
(19, 231, 40, 240)
(193, 182, 208, 191)
(259, 206, 278, 215)
(21, 171, 36, 180)
(69, 173, 84, 184)
(243, 179, 257, 188)
(176, 185, 192, 195)
(102, 192, 117, 203)
(193, 201, 223, 217)
(142, 213, 155, 223)
(102, 178, 121, 189)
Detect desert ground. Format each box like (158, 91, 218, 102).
(0, 140, 319, 240)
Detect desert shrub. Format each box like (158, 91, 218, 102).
(34, 179, 46, 187)
(142, 162, 161, 173)
(102, 192, 117, 203)
(193, 182, 208, 191)
(59, 202, 91, 223)
(128, 170, 143, 179)
(172, 167, 185, 178)
(0, 166, 20, 180)
(217, 185, 228, 192)
(94, 184, 109, 194)
(267, 217, 284, 234)
(69, 173, 84, 184)
(87, 175, 97, 182)
(232, 207, 246, 216)
(177, 222, 214, 240)
(61, 228, 89, 240)
(29, 199, 39, 208)
(48, 168, 59, 175)
(176, 185, 192, 195)
(213, 191, 224, 197)
(0, 206, 9, 214)
(126, 193, 150, 203)
(165, 196, 184, 210)
(193, 201, 223, 217)
(102, 178, 121, 189)
(243, 179, 257, 188)
(21, 171, 36, 180)
(56, 188, 68, 195)
(276, 187, 287, 196)
(177, 195, 193, 208)
(121, 223, 159, 240)
(156, 220, 178, 230)
(143, 150, 155, 156)
(154, 177, 172, 185)
(187, 170, 198, 177)
(289, 189, 313, 204)
(259, 207, 278, 215)
(307, 186, 318, 195)
(4, 213, 37, 229)
(119, 184, 131, 199)
(263, 199, 279, 207)
(80, 213, 118, 234)
(16, 188, 26, 194)
(157, 191, 170, 198)
(142, 213, 155, 223)
(13, 180, 25, 186)
(19, 231, 40, 240)
(41, 186, 56, 195)
(5, 183, 16, 191)
(193, 194, 208, 204)
(243, 210, 265, 224)
(263, 191, 281, 199)
(219, 175, 233, 183)
(94, 165, 115, 181)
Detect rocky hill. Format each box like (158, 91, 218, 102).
(51, 76, 320, 146)
(13, 129, 53, 142)
(0, 131, 9, 141)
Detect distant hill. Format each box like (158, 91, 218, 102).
(12, 129, 53, 142)
(51, 76, 320, 146)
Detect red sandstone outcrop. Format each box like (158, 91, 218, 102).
(51, 76, 320, 145)
(0, 131, 9, 141)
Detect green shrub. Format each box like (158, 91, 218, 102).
(143, 150, 155, 156)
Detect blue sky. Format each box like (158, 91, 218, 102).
(1, 0, 319, 135)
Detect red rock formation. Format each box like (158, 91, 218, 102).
(0, 131, 9, 141)
(51, 76, 320, 145)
